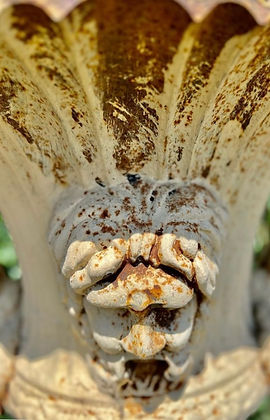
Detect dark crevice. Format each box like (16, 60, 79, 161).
(127, 173, 141, 186)
(92, 257, 194, 293)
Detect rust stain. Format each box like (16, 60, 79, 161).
(166, 183, 206, 212)
(0, 73, 33, 144)
(153, 308, 177, 328)
(172, 238, 182, 255)
(10, 5, 96, 166)
(212, 407, 220, 416)
(11, 5, 58, 42)
(83, 0, 190, 172)
(125, 398, 143, 416)
(151, 331, 166, 348)
(175, 4, 255, 127)
(116, 262, 148, 283)
(230, 63, 270, 130)
(149, 238, 161, 266)
(0, 64, 69, 185)
(151, 284, 162, 298)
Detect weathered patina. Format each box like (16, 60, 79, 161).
(0, 1, 269, 419)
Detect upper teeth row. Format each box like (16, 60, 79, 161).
(62, 233, 218, 298)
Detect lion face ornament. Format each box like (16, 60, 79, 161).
(50, 176, 226, 397)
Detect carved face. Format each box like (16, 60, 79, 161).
(50, 176, 227, 397)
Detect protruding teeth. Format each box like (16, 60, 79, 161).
(84, 303, 127, 354)
(179, 237, 198, 259)
(87, 246, 125, 284)
(62, 241, 97, 278)
(111, 238, 128, 255)
(140, 233, 156, 261)
(158, 234, 194, 280)
(69, 245, 125, 294)
(106, 356, 126, 380)
(165, 298, 197, 352)
(93, 331, 122, 355)
(122, 324, 166, 358)
(70, 266, 92, 294)
(164, 353, 192, 382)
(193, 250, 218, 297)
(128, 233, 142, 262)
(128, 233, 156, 262)
(149, 237, 160, 267)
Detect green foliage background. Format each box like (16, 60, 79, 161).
(0, 215, 21, 281)
(0, 207, 269, 419)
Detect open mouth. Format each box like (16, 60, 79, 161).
(122, 360, 171, 396)
(87, 259, 194, 312)
(64, 232, 218, 302)
(50, 177, 226, 399)
(61, 232, 218, 396)
(119, 358, 188, 397)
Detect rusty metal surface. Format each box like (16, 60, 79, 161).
(0, 0, 268, 24)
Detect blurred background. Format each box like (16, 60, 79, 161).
(0, 203, 269, 419)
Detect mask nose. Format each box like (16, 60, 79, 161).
(86, 262, 193, 311)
